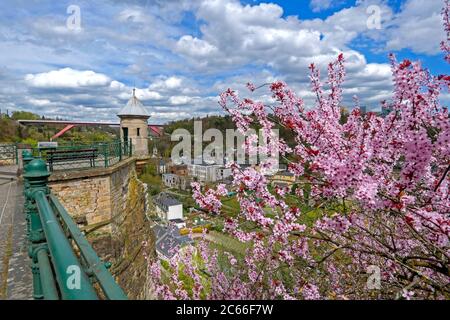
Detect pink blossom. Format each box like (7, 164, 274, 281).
(148, 5, 450, 300)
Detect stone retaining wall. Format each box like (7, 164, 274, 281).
(48, 157, 136, 232)
(47, 157, 156, 299)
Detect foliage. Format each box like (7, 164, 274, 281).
(0, 111, 118, 145)
(150, 3, 450, 300)
(152, 113, 299, 160)
(139, 161, 163, 196)
(10, 111, 40, 120)
(0, 118, 21, 142)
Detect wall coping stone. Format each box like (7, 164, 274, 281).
(48, 157, 137, 182)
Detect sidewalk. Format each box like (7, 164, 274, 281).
(0, 174, 32, 300)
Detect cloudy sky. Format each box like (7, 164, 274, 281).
(0, 0, 448, 124)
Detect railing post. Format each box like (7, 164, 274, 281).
(104, 144, 108, 167)
(129, 138, 132, 157)
(118, 141, 122, 162)
(23, 156, 46, 299)
(23, 150, 37, 237)
(15, 143, 18, 164)
(22, 150, 33, 167)
(23, 150, 33, 196)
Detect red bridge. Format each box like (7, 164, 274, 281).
(17, 119, 164, 140)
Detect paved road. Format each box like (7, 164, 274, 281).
(0, 166, 32, 300)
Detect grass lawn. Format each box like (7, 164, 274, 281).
(220, 196, 240, 217)
(205, 230, 250, 259)
(219, 192, 327, 229)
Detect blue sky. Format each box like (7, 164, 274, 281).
(0, 0, 448, 123)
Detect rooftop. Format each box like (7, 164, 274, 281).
(155, 192, 182, 207)
(152, 224, 192, 259)
(277, 170, 294, 177)
(117, 89, 150, 118)
(162, 173, 178, 178)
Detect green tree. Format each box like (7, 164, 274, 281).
(11, 111, 40, 120)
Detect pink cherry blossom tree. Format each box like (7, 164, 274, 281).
(148, 1, 450, 300)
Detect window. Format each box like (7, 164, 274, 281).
(137, 127, 140, 136)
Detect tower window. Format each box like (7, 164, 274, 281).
(137, 128, 140, 136)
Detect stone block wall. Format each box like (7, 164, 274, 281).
(119, 117, 149, 156)
(110, 163, 132, 224)
(47, 157, 156, 299)
(109, 174, 156, 299)
(49, 176, 112, 228)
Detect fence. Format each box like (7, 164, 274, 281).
(22, 154, 127, 300)
(0, 143, 18, 165)
(30, 139, 132, 172)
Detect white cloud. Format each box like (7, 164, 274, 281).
(174, 0, 393, 73)
(385, 0, 445, 55)
(135, 88, 163, 100)
(0, 0, 446, 123)
(309, 0, 345, 12)
(149, 76, 184, 91)
(172, 0, 396, 110)
(164, 76, 183, 89)
(149, 111, 192, 120)
(27, 98, 52, 106)
(25, 68, 111, 88)
(118, 8, 150, 24)
(148, 76, 200, 96)
(176, 36, 219, 58)
(169, 95, 193, 105)
(110, 80, 126, 90)
(301, 1, 394, 48)
(16, 65, 215, 123)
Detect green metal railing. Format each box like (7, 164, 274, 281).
(22, 153, 127, 300)
(0, 143, 18, 165)
(30, 139, 132, 172)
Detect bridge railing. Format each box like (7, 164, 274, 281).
(29, 139, 132, 172)
(0, 143, 18, 165)
(22, 152, 127, 300)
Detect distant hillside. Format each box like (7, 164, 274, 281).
(152, 108, 354, 159)
(164, 115, 238, 135)
(150, 114, 298, 158)
(0, 111, 117, 146)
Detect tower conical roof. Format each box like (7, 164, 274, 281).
(117, 89, 150, 117)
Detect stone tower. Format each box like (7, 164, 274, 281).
(117, 89, 150, 156)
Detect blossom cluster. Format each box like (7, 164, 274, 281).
(148, 2, 450, 300)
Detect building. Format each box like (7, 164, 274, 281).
(260, 163, 288, 177)
(151, 146, 158, 158)
(381, 105, 394, 118)
(117, 89, 150, 156)
(216, 166, 232, 181)
(158, 159, 167, 174)
(187, 162, 218, 182)
(270, 170, 296, 187)
(162, 173, 179, 188)
(162, 173, 192, 191)
(153, 224, 192, 259)
(154, 192, 183, 222)
(360, 105, 367, 114)
(168, 164, 188, 176)
(178, 176, 192, 191)
(187, 162, 232, 182)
